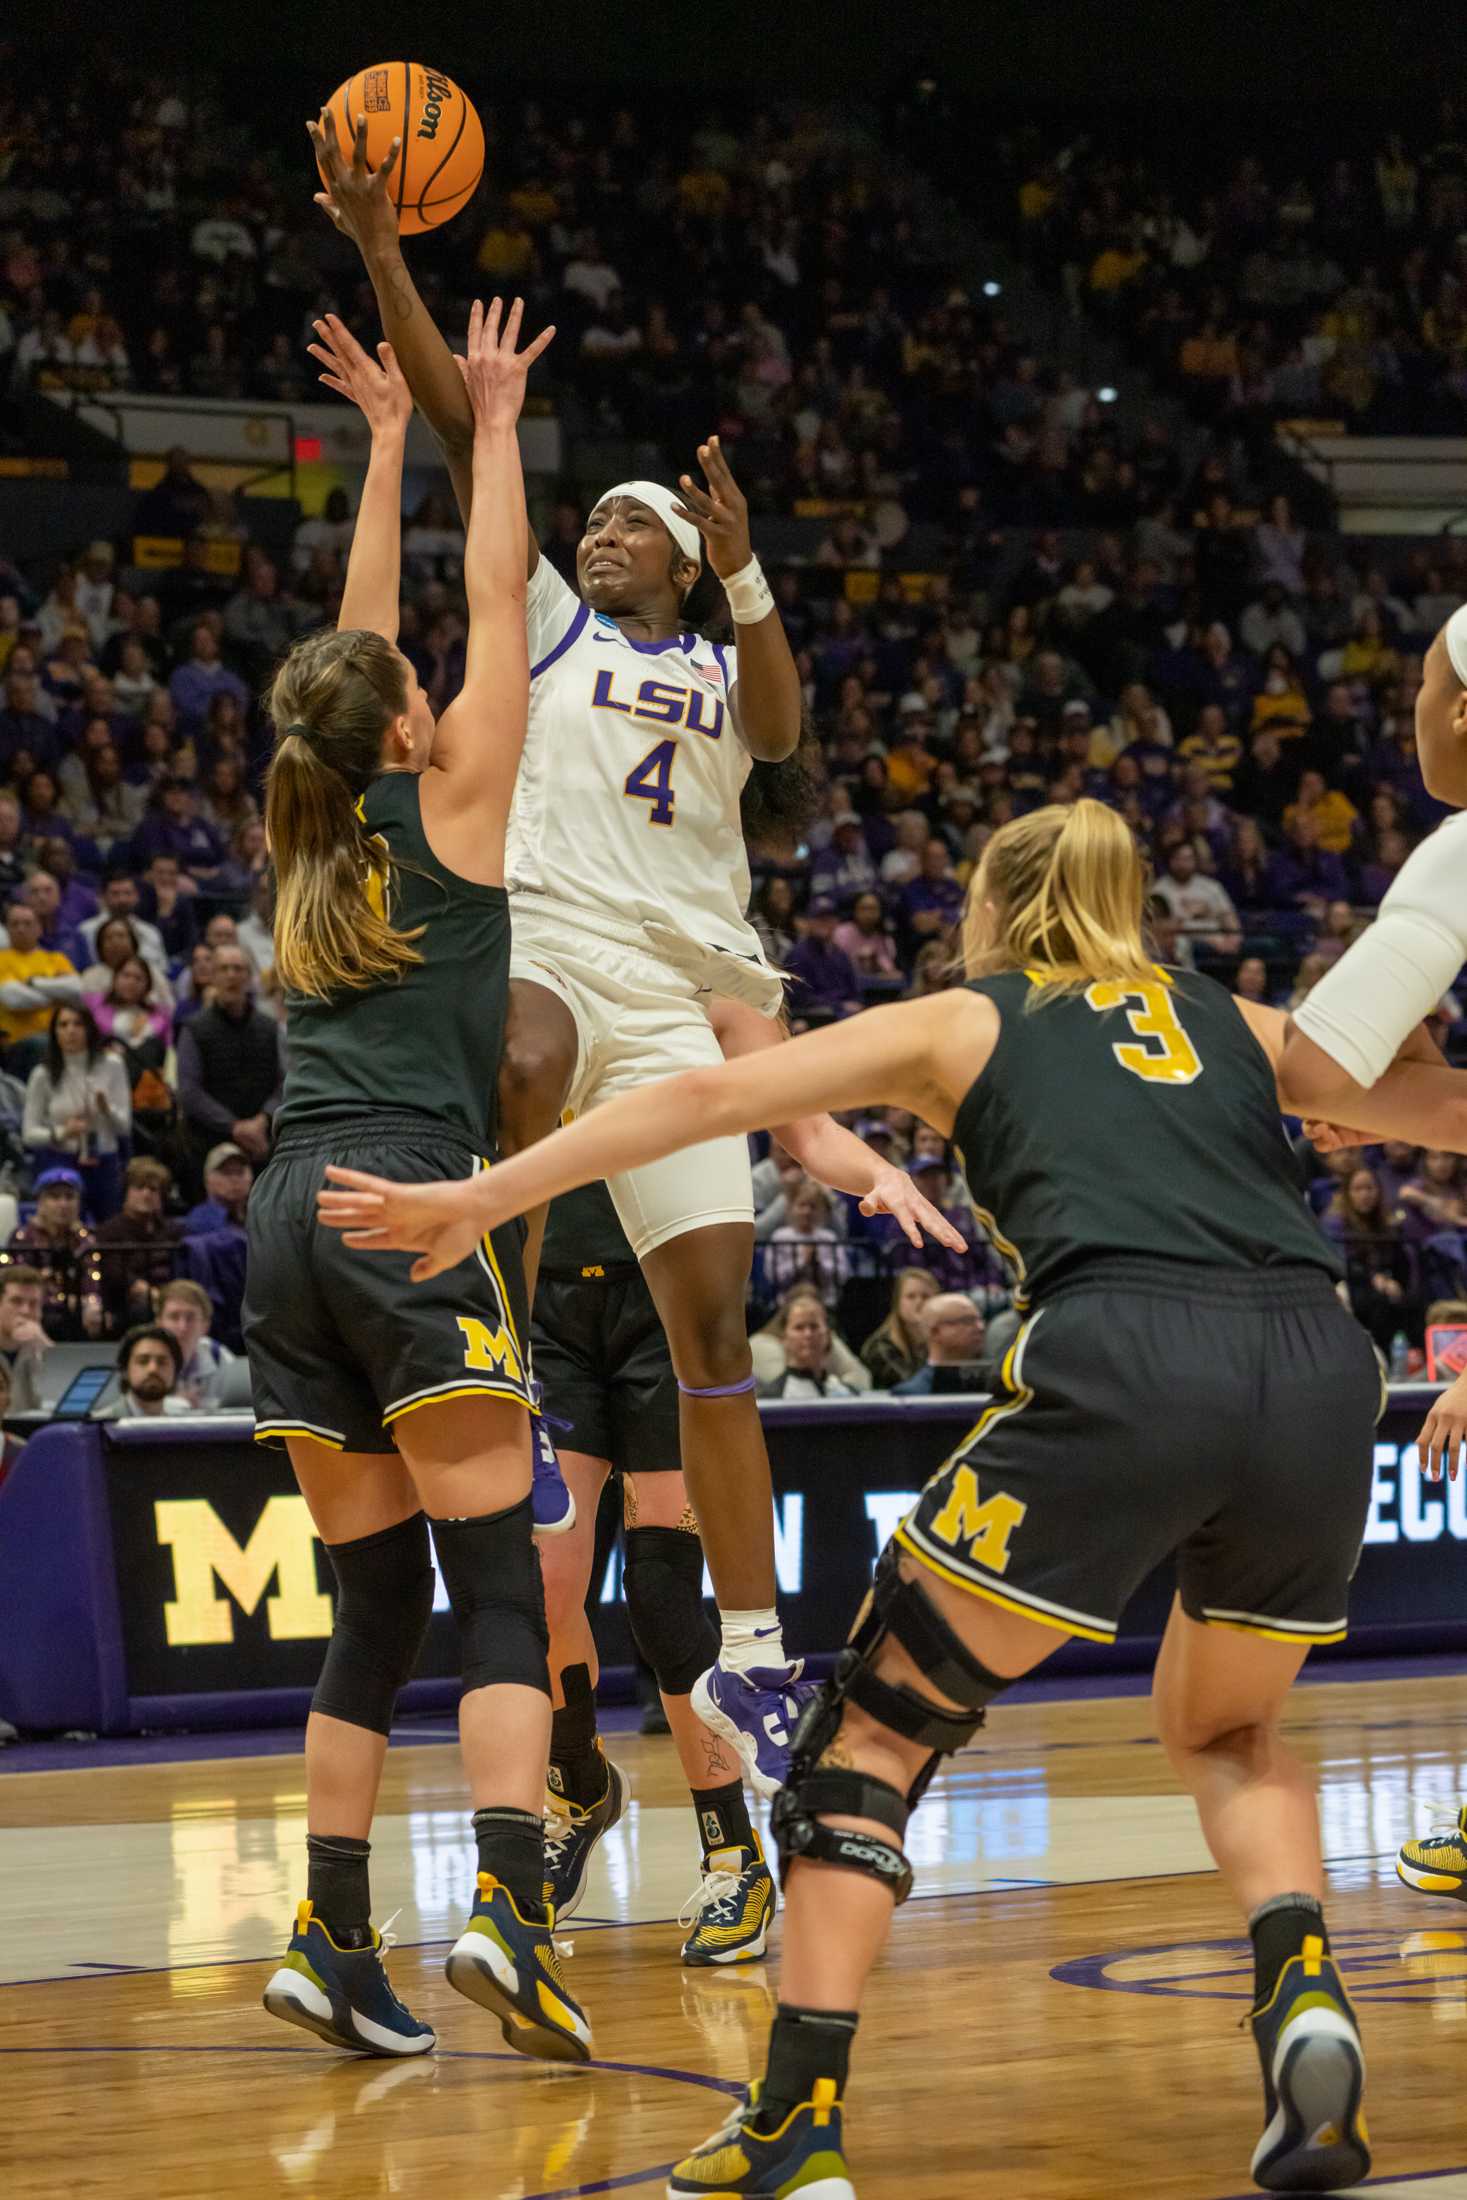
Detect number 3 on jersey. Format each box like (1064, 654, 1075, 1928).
(1085, 978, 1202, 1086)
(624, 738, 677, 827)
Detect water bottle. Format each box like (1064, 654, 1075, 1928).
(1388, 1331, 1410, 1381)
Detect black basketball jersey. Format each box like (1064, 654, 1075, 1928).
(276, 772, 508, 1151)
(539, 1180, 639, 1278)
(953, 965, 1341, 1306)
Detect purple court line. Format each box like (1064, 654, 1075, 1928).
(523, 2174, 667, 2199)
(1218, 2173, 1467, 2198)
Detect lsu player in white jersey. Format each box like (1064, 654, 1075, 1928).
(313, 110, 863, 1787)
(1274, 602, 1467, 1912)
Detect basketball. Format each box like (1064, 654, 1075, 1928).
(318, 62, 484, 234)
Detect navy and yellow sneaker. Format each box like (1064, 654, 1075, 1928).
(1398, 1805, 1467, 1901)
(667, 2079, 853, 2198)
(262, 1900, 436, 2057)
(543, 1749, 626, 1921)
(679, 1841, 777, 1968)
(445, 1871, 593, 2063)
(1249, 1935, 1369, 2193)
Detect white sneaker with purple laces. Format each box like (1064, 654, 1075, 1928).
(692, 1659, 817, 1797)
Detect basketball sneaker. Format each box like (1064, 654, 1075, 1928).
(679, 1841, 777, 1967)
(1249, 1934, 1369, 2193)
(530, 1405, 576, 1536)
(693, 1660, 815, 1797)
(1397, 1804, 1467, 1901)
(666, 2079, 854, 2198)
(262, 1901, 435, 2057)
(543, 1750, 626, 1921)
(445, 1871, 593, 2063)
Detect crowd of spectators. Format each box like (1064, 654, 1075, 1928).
(1000, 99, 1467, 437)
(2, 50, 1467, 1411)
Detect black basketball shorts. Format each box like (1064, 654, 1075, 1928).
(244, 1114, 533, 1455)
(531, 1263, 681, 1474)
(898, 1259, 1382, 1647)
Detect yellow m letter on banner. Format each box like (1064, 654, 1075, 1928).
(155, 1496, 332, 1645)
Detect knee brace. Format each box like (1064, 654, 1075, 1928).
(623, 1524, 718, 1698)
(430, 1495, 549, 1697)
(313, 1513, 435, 1737)
(771, 1543, 1013, 1905)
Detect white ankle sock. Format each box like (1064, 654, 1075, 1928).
(719, 1608, 786, 1674)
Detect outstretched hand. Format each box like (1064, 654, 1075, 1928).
(858, 1165, 969, 1253)
(672, 435, 753, 581)
(308, 107, 402, 259)
(1419, 1368, 1467, 1481)
(318, 1165, 500, 1282)
(452, 296, 555, 433)
(306, 314, 412, 434)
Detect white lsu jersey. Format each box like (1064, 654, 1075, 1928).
(508, 556, 767, 969)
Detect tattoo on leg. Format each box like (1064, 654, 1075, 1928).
(818, 1735, 856, 1771)
(700, 1732, 734, 1779)
(675, 1502, 701, 1535)
(622, 1478, 639, 1529)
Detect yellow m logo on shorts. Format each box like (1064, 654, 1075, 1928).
(457, 1314, 525, 1385)
(928, 1464, 1027, 1575)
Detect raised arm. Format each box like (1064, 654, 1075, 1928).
(418, 299, 553, 855)
(305, 315, 411, 640)
(673, 437, 800, 763)
(318, 993, 999, 1277)
(308, 110, 483, 530)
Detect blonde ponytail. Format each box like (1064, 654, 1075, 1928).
(265, 628, 424, 1001)
(963, 799, 1153, 998)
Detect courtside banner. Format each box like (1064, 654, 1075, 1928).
(0, 1391, 1460, 1732)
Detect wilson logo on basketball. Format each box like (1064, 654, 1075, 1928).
(417, 71, 454, 141)
(363, 69, 391, 113)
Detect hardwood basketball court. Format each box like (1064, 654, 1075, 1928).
(6, 1668, 1467, 2198)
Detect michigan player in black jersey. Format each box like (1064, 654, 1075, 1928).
(243, 298, 596, 2068)
(535, 1003, 963, 1969)
(321, 799, 1467, 2189)
(533, 1177, 768, 1962)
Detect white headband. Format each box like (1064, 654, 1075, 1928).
(593, 479, 702, 568)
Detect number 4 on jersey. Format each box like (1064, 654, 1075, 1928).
(624, 738, 677, 827)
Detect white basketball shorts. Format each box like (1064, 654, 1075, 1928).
(508, 897, 754, 1260)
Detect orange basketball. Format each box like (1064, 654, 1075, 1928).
(318, 62, 484, 235)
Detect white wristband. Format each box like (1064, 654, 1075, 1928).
(723, 555, 774, 625)
(1446, 603, 1467, 688)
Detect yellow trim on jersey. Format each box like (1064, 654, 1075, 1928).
(1204, 1618, 1348, 1647)
(382, 1381, 532, 1426)
(938, 1313, 1039, 1460)
(967, 1195, 1029, 1312)
(1200, 1612, 1348, 1647)
(472, 1156, 526, 1356)
(253, 1422, 346, 1452)
(353, 796, 392, 921)
(894, 1529, 1117, 1643)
